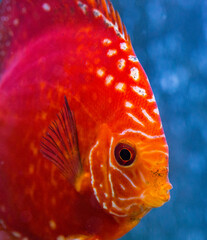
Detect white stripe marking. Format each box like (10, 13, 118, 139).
(109, 210, 127, 217)
(142, 150, 168, 156)
(89, 141, 100, 203)
(120, 184, 126, 191)
(112, 201, 123, 211)
(77, 1, 87, 14)
(153, 108, 159, 115)
(109, 137, 115, 198)
(127, 112, 144, 126)
(139, 171, 146, 183)
(120, 129, 165, 139)
(93, 9, 127, 40)
(118, 196, 140, 201)
(142, 109, 155, 123)
(93, 9, 101, 17)
(132, 86, 147, 97)
(148, 95, 156, 102)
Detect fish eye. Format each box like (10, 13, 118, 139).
(114, 143, 136, 166)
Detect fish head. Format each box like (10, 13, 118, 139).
(89, 62, 172, 221)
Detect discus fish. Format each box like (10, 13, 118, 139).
(0, 0, 172, 239)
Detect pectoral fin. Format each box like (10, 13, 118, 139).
(40, 96, 82, 185)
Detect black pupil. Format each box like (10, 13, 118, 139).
(114, 143, 136, 166)
(120, 149, 131, 161)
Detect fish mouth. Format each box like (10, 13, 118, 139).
(142, 182, 172, 208)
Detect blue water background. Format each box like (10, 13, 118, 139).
(111, 0, 207, 239)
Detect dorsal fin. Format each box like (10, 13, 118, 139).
(82, 0, 131, 44)
(40, 97, 82, 185)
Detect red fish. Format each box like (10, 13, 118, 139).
(0, 0, 172, 239)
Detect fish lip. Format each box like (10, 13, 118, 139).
(141, 182, 173, 208)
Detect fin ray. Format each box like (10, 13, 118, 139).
(84, 0, 131, 43)
(41, 97, 82, 185)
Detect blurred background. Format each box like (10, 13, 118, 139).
(111, 0, 207, 240)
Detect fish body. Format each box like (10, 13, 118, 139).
(0, 0, 172, 239)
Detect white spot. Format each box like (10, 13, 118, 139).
(42, 3, 51, 12)
(117, 59, 126, 70)
(120, 184, 126, 191)
(93, 9, 101, 17)
(130, 67, 139, 81)
(77, 1, 87, 14)
(120, 129, 165, 139)
(100, 164, 104, 168)
(125, 101, 133, 108)
(153, 108, 159, 115)
(97, 68, 105, 77)
(115, 83, 125, 92)
(103, 38, 112, 46)
(100, 184, 103, 188)
(104, 193, 108, 198)
(128, 55, 139, 62)
(139, 193, 145, 199)
(103, 202, 108, 209)
(107, 49, 117, 57)
(142, 109, 155, 123)
(105, 75, 114, 85)
(120, 42, 128, 50)
(49, 220, 56, 230)
(126, 112, 144, 126)
(12, 232, 21, 238)
(131, 86, 147, 97)
(148, 95, 156, 102)
(13, 18, 19, 26)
